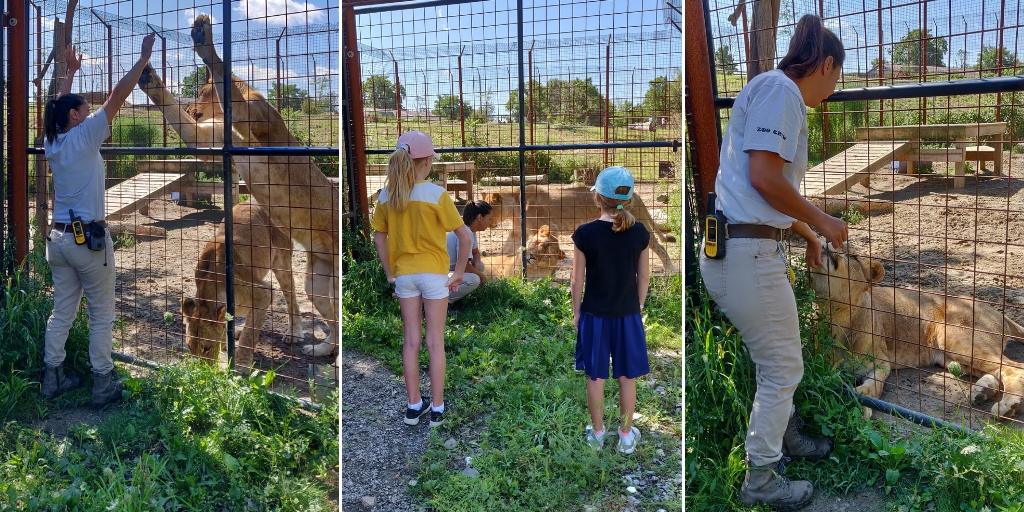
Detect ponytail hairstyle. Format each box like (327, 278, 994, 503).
(594, 187, 636, 233)
(43, 94, 87, 143)
(777, 15, 845, 79)
(462, 199, 493, 226)
(384, 145, 417, 211)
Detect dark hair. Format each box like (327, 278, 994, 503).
(44, 94, 86, 143)
(778, 15, 845, 79)
(462, 199, 492, 226)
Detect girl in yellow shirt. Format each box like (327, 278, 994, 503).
(372, 130, 472, 427)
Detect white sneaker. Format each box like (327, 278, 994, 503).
(585, 425, 606, 450)
(617, 427, 640, 454)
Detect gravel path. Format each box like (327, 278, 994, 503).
(341, 350, 432, 512)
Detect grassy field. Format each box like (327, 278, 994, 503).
(342, 228, 682, 511)
(362, 119, 681, 182)
(685, 249, 1024, 511)
(0, 251, 339, 511)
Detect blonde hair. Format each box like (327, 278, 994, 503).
(594, 190, 636, 233)
(384, 147, 418, 211)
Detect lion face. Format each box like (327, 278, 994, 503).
(524, 225, 566, 276)
(807, 245, 884, 306)
(181, 297, 226, 364)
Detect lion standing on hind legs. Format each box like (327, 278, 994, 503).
(137, 14, 338, 362)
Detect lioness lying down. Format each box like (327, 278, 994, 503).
(809, 247, 1024, 418)
(480, 225, 567, 279)
(482, 185, 676, 273)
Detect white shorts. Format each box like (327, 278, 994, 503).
(394, 273, 449, 300)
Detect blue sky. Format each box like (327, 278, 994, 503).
(355, 0, 681, 116)
(33, 0, 337, 104)
(707, 0, 1024, 75)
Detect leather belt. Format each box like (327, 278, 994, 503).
(53, 220, 107, 231)
(727, 223, 785, 241)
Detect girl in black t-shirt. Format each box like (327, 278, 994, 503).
(570, 166, 651, 454)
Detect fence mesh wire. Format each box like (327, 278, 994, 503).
(26, 0, 339, 402)
(702, 0, 1024, 428)
(351, 0, 682, 281)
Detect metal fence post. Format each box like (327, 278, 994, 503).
(9, 0, 29, 264)
(221, 0, 237, 367)
(516, 0, 527, 278)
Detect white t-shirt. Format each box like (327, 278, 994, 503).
(45, 108, 110, 223)
(715, 70, 808, 229)
(446, 229, 478, 270)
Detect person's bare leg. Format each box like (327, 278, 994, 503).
(423, 298, 449, 407)
(399, 296, 424, 404)
(618, 376, 637, 433)
(586, 378, 606, 433)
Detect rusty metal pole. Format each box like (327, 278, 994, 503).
(741, 4, 750, 77)
(276, 28, 287, 110)
(686, 0, 720, 214)
(919, 4, 926, 123)
(997, 0, 1007, 120)
(392, 53, 401, 134)
(343, 6, 370, 225)
(528, 42, 535, 174)
(818, 0, 830, 158)
(10, 0, 30, 264)
(150, 26, 168, 145)
(878, 0, 884, 124)
(93, 10, 112, 95)
(30, 1, 47, 233)
(458, 46, 466, 163)
(604, 35, 611, 166)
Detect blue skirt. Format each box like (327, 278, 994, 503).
(575, 312, 650, 380)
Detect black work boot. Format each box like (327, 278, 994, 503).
(782, 412, 833, 461)
(41, 364, 82, 398)
(739, 458, 814, 510)
(91, 370, 123, 407)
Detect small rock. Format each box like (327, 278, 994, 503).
(658, 509, 667, 512)
(360, 496, 376, 508)
(655, 386, 666, 395)
(444, 438, 458, 449)
(408, 479, 417, 486)
(627, 486, 637, 494)
(656, 448, 665, 457)
(584, 507, 596, 512)
(463, 467, 480, 478)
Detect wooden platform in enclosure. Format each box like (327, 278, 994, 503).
(106, 172, 186, 219)
(801, 140, 910, 196)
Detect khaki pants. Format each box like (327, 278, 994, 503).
(448, 271, 481, 303)
(44, 228, 116, 374)
(699, 238, 802, 466)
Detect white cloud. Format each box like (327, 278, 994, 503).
(237, 64, 299, 83)
(234, 0, 326, 26)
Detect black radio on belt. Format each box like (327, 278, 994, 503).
(703, 193, 728, 259)
(69, 209, 106, 252)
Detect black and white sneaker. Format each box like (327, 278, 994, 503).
(404, 397, 430, 426)
(429, 407, 444, 427)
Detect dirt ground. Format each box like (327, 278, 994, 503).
(470, 182, 680, 282)
(29, 197, 337, 402)
(806, 154, 1024, 429)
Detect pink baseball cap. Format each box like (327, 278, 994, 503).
(396, 130, 440, 159)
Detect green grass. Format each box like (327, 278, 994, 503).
(0, 244, 339, 510)
(685, 247, 1024, 511)
(342, 228, 682, 511)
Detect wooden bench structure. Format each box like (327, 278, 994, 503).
(105, 172, 186, 219)
(801, 140, 911, 196)
(365, 161, 476, 202)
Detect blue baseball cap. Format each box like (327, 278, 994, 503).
(591, 166, 635, 201)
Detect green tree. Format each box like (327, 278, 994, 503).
(433, 94, 474, 120)
(269, 84, 309, 112)
(361, 74, 406, 110)
(507, 80, 547, 120)
(978, 45, 1021, 73)
(643, 72, 682, 116)
(715, 45, 738, 73)
(890, 29, 948, 67)
(180, 67, 207, 98)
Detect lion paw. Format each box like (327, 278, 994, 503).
(302, 342, 337, 357)
(991, 397, 1022, 418)
(191, 14, 217, 60)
